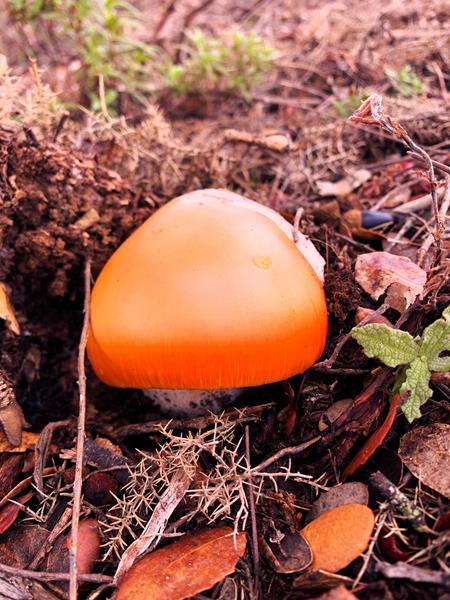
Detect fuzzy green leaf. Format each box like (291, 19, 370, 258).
(443, 305, 450, 323)
(428, 356, 450, 373)
(420, 319, 450, 360)
(400, 356, 432, 422)
(351, 324, 419, 367)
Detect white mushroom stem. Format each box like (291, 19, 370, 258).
(142, 388, 245, 417)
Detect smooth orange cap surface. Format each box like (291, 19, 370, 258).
(87, 189, 328, 389)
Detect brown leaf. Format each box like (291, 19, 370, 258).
(0, 454, 24, 497)
(0, 283, 20, 335)
(48, 518, 101, 576)
(0, 431, 40, 453)
(300, 504, 375, 573)
(316, 585, 358, 599)
(261, 531, 312, 573)
(293, 570, 353, 591)
(84, 471, 118, 505)
(0, 524, 49, 568)
(355, 252, 426, 312)
(399, 423, 450, 499)
(306, 483, 369, 523)
(116, 526, 247, 600)
(68, 518, 101, 575)
(0, 491, 33, 534)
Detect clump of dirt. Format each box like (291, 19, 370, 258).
(0, 128, 150, 424)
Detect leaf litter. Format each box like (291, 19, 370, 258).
(0, 1, 448, 599)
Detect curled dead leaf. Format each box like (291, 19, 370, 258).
(300, 504, 375, 573)
(399, 423, 450, 499)
(116, 526, 247, 600)
(261, 530, 312, 573)
(0, 430, 39, 453)
(0, 283, 20, 335)
(355, 252, 426, 312)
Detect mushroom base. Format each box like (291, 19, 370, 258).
(142, 388, 244, 417)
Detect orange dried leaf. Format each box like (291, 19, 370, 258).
(300, 504, 375, 573)
(0, 491, 33, 534)
(0, 283, 20, 335)
(66, 518, 101, 575)
(0, 431, 40, 453)
(116, 526, 247, 600)
(343, 393, 401, 479)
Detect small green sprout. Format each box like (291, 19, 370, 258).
(385, 64, 423, 97)
(9, 0, 155, 112)
(161, 29, 275, 97)
(332, 89, 369, 118)
(352, 306, 450, 422)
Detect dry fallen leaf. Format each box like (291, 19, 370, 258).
(0, 283, 20, 335)
(399, 423, 450, 499)
(355, 252, 426, 312)
(306, 483, 369, 523)
(316, 169, 371, 197)
(116, 526, 247, 600)
(67, 518, 101, 575)
(261, 530, 312, 573)
(0, 431, 40, 453)
(300, 504, 375, 573)
(293, 570, 353, 592)
(47, 518, 100, 590)
(316, 584, 358, 600)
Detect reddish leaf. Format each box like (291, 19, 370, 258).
(84, 471, 118, 505)
(116, 526, 247, 600)
(343, 393, 401, 479)
(378, 530, 411, 562)
(67, 518, 101, 575)
(434, 511, 450, 533)
(0, 491, 33, 535)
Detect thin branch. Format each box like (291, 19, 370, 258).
(376, 561, 450, 587)
(0, 561, 112, 584)
(351, 95, 445, 251)
(251, 436, 320, 474)
(69, 259, 91, 600)
(245, 426, 260, 596)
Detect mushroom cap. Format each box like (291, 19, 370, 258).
(87, 189, 328, 390)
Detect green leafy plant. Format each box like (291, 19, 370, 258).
(385, 64, 423, 97)
(332, 88, 369, 118)
(351, 306, 450, 422)
(161, 30, 275, 97)
(9, 0, 155, 112)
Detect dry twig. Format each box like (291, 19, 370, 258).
(69, 259, 91, 600)
(245, 425, 260, 597)
(351, 95, 445, 254)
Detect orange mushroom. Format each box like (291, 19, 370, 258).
(87, 189, 328, 415)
